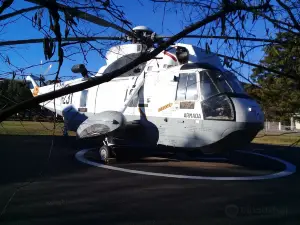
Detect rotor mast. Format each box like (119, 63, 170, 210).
(128, 26, 156, 47)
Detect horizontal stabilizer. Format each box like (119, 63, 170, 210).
(76, 111, 126, 139)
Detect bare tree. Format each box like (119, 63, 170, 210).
(0, 0, 299, 121)
(151, 0, 300, 76)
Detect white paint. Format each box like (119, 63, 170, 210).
(279, 122, 282, 131)
(75, 149, 296, 181)
(296, 120, 300, 130)
(26, 43, 226, 122)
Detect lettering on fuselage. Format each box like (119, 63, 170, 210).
(180, 101, 195, 109)
(158, 103, 173, 112)
(61, 94, 73, 105)
(184, 113, 201, 119)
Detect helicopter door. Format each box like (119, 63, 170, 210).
(176, 73, 198, 100)
(177, 73, 199, 101)
(171, 72, 202, 119)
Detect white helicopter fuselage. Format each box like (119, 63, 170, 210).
(27, 43, 264, 153)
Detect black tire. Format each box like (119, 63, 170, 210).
(99, 145, 111, 163)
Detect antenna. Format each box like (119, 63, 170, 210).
(43, 64, 52, 76)
(38, 62, 52, 86)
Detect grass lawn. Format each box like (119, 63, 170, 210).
(0, 121, 75, 136)
(252, 132, 300, 146)
(1, 121, 300, 146)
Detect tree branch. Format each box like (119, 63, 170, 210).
(0, 2, 273, 121)
(276, 0, 300, 32)
(151, 0, 208, 6)
(257, 12, 300, 36)
(179, 35, 284, 44)
(25, 0, 132, 36)
(0, 36, 122, 47)
(217, 53, 297, 80)
(0, 6, 42, 21)
(0, 0, 14, 15)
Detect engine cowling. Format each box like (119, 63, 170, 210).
(76, 111, 126, 139)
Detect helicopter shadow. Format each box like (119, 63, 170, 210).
(62, 105, 88, 132)
(145, 132, 286, 172)
(61, 105, 284, 172)
(125, 82, 159, 147)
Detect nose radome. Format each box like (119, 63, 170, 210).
(230, 97, 264, 123)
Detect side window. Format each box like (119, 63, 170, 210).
(200, 71, 219, 100)
(80, 90, 88, 107)
(176, 73, 188, 100)
(186, 73, 198, 100)
(176, 73, 198, 101)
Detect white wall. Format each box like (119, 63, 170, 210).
(296, 120, 300, 130)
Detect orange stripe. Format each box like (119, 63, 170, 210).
(158, 103, 173, 112)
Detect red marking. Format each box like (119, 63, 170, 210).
(164, 51, 177, 62)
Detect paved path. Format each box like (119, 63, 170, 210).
(0, 135, 299, 225)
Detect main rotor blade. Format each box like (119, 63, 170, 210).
(0, 36, 123, 47)
(0, 6, 42, 21)
(25, 0, 132, 36)
(157, 35, 284, 44)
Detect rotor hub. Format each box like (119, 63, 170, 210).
(132, 26, 153, 34)
(129, 26, 156, 46)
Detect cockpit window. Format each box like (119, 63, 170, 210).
(200, 71, 222, 99)
(213, 72, 233, 93)
(200, 70, 245, 100)
(224, 71, 246, 94)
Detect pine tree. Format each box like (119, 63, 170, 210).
(246, 32, 300, 121)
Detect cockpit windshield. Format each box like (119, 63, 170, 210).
(223, 71, 246, 94)
(200, 70, 245, 100)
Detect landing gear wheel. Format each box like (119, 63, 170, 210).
(99, 145, 111, 164)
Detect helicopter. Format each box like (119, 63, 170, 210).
(16, 0, 264, 162)
(23, 24, 264, 163)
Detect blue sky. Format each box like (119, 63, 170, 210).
(0, 0, 269, 82)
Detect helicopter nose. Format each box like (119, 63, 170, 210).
(217, 96, 264, 150)
(229, 96, 264, 142)
(231, 97, 264, 124)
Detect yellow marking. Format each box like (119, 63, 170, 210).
(158, 103, 173, 112)
(33, 86, 39, 97)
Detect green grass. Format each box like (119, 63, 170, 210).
(1, 121, 300, 146)
(252, 133, 300, 146)
(0, 121, 75, 136)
